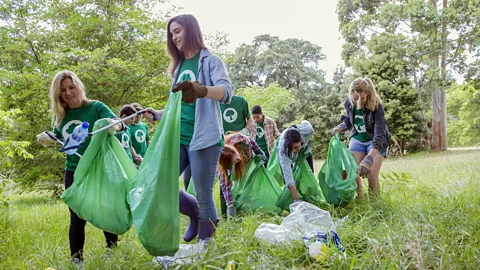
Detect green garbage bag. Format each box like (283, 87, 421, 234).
(231, 156, 282, 214)
(266, 139, 284, 187)
(318, 135, 358, 206)
(276, 149, 329, 211)
(186, 178, 196, 196)
(61, 119, 137, 235)
(128, 92, 181, 256)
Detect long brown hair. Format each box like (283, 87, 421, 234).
(348, 77, 382, 111)
(166, 14, 207, 76)
(218, 145, 248, 182)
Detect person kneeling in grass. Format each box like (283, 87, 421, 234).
(217, 133, 267, 219)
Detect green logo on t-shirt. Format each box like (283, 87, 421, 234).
(256, 126, 265, 138)
(135, 130, 146, 143)
(176, 70, 196, 83)
(121, 133, 130, 148)
(223, 108, 238, 123)
(354, 114, 367, 133)
(62, 120, 83, 140)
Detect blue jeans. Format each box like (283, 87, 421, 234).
(349, 137, 388, 158)
(179, 144, 222, 222)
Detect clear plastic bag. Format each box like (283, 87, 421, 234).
(254, 201, 335, 244)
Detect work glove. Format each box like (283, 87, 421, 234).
(239, 128, 250, 136)
(227, 204, 237, 219)
(254, 149, 268, 163)
(293, 199, 303, 204)
(332, 123, 348, 136)
(36, 131, 58, 148)
(172, 80, 208, 103)
(107, 119, 124, 135)
(357, 155, 374, 178)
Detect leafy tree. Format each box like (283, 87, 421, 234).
(337, 0, 480, 151)
(236, 83, 294, 120)
(0, 0, 171, 192)
(0, 90, 33, 205)
(447, 83, 480, 146)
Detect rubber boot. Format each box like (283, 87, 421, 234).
(179, 189, 199, 242)
(198, 219, 218, 241)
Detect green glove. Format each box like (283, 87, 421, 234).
(357, 155, 374, 177)
(172, 80, 208, 103)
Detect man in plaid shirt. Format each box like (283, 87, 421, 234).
(250, 105, 280, 164)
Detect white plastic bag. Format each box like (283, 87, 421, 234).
(254, 201, 335, 244)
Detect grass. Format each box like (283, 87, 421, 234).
(1, 150, 479, 269)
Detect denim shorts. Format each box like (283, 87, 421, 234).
(349, 137, 388, 158)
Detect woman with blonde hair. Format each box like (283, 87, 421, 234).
(332, 78, 390, 198)
(43, 70, 124, 265)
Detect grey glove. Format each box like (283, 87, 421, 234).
(239, 128, 250, 136)
(332, 123, 348, 136)
(305, 141, 314, 154)
(227, 204, 237, 219)
(293, 199, 303, 203)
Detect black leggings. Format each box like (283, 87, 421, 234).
(64, 171, 118, 260)
(306, 154, 314, 172)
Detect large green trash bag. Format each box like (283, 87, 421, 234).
(61, 118, 137, 235)
(266, 139, 285, 187)
(231, 156, 282, 214)
(186, 179, 196, 196)
(318, 135, 358, 206)
(276, 149, 329, 211)
(128, 92, 181, 256)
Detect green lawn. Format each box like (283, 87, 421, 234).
(1, 150, 479, 269)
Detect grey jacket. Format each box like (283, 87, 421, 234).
(341, 98, 390, 152)
(170, 49, 234, 150)
(277, 121, 314, 188)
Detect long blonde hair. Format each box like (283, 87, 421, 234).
(49, 70, 91, 129)
(348, 77, 382, 111)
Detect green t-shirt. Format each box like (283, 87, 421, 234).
(177, 53, 200, 145)
(352, 108, 371, 142)
(255, 120, 269, 155)
(53, 101, 116, 172)
(115, 125, 133, 160)
(220, 95, 251, 133)
(129, 122, 150, 157)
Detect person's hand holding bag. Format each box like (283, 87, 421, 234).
(172, 80, 208, 103)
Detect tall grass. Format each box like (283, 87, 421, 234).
(1, 150, 479, 269)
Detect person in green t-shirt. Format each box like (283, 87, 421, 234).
(332, 78, 391, 199)
(129, 103, 150, 165)
(44, 70, 124, 264)
(220, 95, 253, 135)
(144, 14, 233, 246)
(115, 104, 143, 164)
(217, 95, 253, 218)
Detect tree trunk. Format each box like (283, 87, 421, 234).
(430, 0, 448, 151)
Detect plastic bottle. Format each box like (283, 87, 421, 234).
(61, 122, 89, 155)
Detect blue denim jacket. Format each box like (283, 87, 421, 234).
(170, 49, 233, 151)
